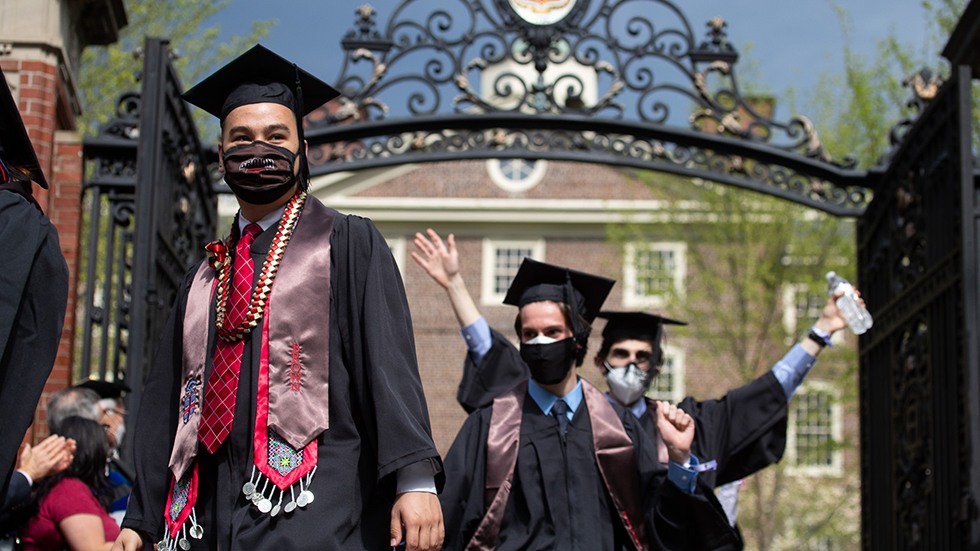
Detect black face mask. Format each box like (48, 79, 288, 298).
(520, 337, 577, 385)
(222, 141, 298, 204)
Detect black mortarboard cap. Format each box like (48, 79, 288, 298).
(182, 44, 340, 121)
(76, 378, 131, 400)
(503, 258, 614, 324)
(597, 311, 687, 344)
(0, 67, 47, 188)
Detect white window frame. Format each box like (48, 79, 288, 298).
(786, 381, 843, 477)
(481, 239, 546, 305)
(782, 283, 844, 346)
(486, 158, 549, 192)
(623, 242, 686, 309)
(645, 343, 685, 404)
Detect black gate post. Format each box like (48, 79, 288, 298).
(944, 3, 980, 544)
(80, 37, 216, 464)
(857, 3, 980, 546)
(126, 37, 217, 450)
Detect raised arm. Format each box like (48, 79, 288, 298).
(799, 289, 857, 357)
(411, 229, 481, 329)
(655, 401, 694, 466)
(773, 288, 865, 398)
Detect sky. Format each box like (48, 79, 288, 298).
(207, 0, 941, 116)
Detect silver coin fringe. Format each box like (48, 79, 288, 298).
(241, 465, 318, 517)
(158, 507, 203, 551)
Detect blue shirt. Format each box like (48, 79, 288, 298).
(464, 316, 818, 402)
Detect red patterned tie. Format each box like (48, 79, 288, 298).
(198, 223, 262, 453)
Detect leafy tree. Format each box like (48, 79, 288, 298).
(78, 0, 274, 136)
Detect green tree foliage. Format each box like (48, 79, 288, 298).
(78, 0, 274, 136)
(799, 0, 971, 168)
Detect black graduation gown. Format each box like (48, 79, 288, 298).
(458, 328, 788, 489)
(638, 375, 787, 488)
(441, 387, 741, 550)
(122, 206, 444, 550)
(0, 191, 68, 503)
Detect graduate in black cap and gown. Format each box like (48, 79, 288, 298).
(413, 228, 860, 526)
(591, 309, 852, 524)
(114, 45, 443, 551)
(0, 67, 70, 509)
(438, 258, 741, 550)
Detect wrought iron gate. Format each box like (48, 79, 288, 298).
(79, 38, 217, 459)
(857, 36, 979, 551)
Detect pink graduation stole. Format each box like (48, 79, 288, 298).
(159, 196, 334, 550)
(466, 379, 648, 551)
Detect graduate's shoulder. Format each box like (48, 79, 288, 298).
(0, 189, 47, 235)
(325, 207, 385, 242)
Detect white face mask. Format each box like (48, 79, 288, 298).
(525, 335, 558, 345)
(604, 362, 651, 405)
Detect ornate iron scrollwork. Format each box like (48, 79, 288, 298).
(79, 39, 217, 409)
(306, 0, 869, 215)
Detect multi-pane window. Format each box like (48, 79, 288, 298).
(623, 242, 686, 308)
(481, 239, 545, 304)
(645, 344, 684, 403)
(788, 382, 842, 476)
(781, 283, 843, 345)
(500, 159, 536, 181)
(804, 536, 839, 551)
(486, 158, 548, 192)
(782, 283, 823, 336)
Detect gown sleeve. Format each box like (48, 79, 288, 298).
(333, 215, 444, 487)
(0, 192, 68, 509)
(439, 408, 490, 550)
(682, 371, 789, 487)
(625, 406, 743, 550)
(120, 266, 196, 539)
(457, 328, 529, 413)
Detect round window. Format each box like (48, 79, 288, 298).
(487, 158, 548, 192)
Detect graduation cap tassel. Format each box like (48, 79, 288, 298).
(293, 63, 310, 190)
(562, 270, 584, 343)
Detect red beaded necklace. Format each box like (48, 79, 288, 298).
(206, 190, 307, 343)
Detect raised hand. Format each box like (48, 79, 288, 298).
(814, 288, 868, 335)
(411, 228, 460, 289)
(654, 401, 694, 465)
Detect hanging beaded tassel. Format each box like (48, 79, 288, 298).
(160, 467, 204, 551)
(243, 429, 318, 517)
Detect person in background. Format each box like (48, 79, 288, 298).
(590, 305, 853, 525)
(76, 379, 134, 526)
(46, 387, 101, 436)
(0, 433, 76, 551)
(19, 417, 120, 551)
(0, 66, 70, 511)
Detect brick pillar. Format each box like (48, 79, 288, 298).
(1, 57, 82, 442)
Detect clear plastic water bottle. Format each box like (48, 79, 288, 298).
(825, 271, 873, 335)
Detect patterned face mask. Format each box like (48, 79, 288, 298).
(222, 141, 298, 204)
